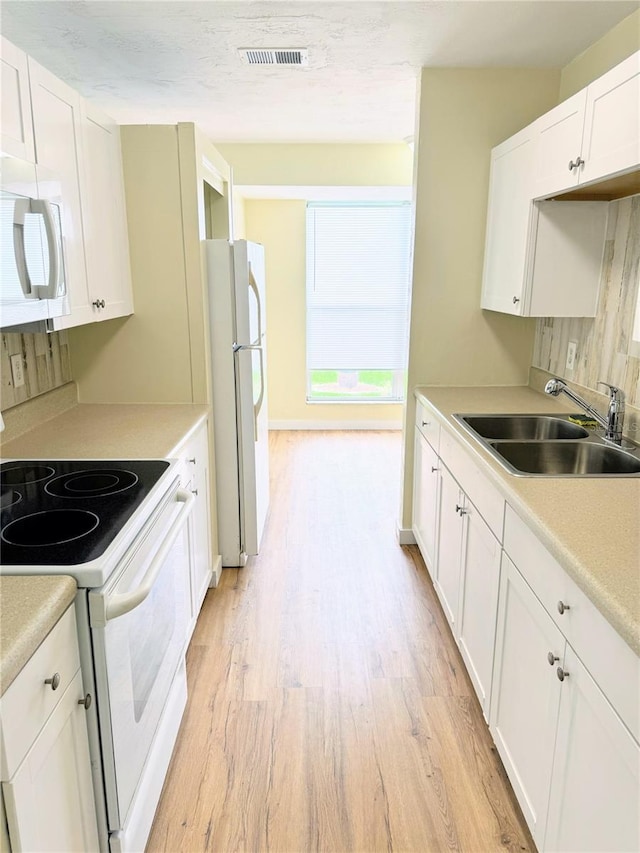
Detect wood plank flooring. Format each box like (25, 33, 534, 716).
(147, 431, 533, 853)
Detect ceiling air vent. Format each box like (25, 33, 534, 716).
(239, 48, 309, 66)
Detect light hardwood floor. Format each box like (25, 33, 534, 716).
(147, 431, 533, 853)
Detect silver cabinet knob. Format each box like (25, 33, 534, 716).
(557, 667, 570, 682)
(100, 299, 106, 308)
(431, 466, 439, 473)
(188, 457, 196, 464)
(191, 488, 198, 496)
(44, 672, 60, 691)
(557, 600, 570, 615)
(78, 693, 92, 710)
(547, 652, 559, 666)
(569, 157, 585, 171)
(421, 420, 430, 427)
(512, 296, 520, 304)
(455, 504, 467, 516)
(568, 159, 577, 171)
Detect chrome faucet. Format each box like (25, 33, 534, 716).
(544, 378, 625, 445)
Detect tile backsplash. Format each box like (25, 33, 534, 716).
(1, 330, 72, 411)
(532, 194, 640, 408)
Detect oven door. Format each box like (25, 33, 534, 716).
(88, 482, 194, 832)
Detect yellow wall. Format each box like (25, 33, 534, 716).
(244, 199, 402, 426)
(559, 9, 640, 100)
(399, 67, 561, 529)
(219, 143, 413, 427)
(215, 143, 413, 187)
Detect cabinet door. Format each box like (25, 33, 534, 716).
(580, 51, 640, 186)
(412, 429, 441, 578)
(534, 90, 586, 198)
(1, 37, 35, 161)
(189, 424, 213, 617)
(544, 646, 640, 853)
(457, 502, 501, 718)
(481, 124, 537, 315)
(435, 466, 464, 629)
(28, 58, 91, 327)
(79, 102, 133, 324)
(3, 670, 99, 853)
(490, 554, 565, 847)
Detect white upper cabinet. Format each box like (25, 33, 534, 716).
(535, 52, 640, 197)
(77, 102, 133, 324)
(482, 50, 639, 318)
(534, 90, 587, 198)
(28, 58, 91, 328)
(481, 125, 537, 315)
(580, 51, 640, 187)
(1, 37, 35, 161)
(1, 38, 133, 331)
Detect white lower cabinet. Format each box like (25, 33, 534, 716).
(544, 646, 640, 853)
(0, 606, 99, 852)
(457, 499, 501, 717)
(412, 430, 440, 578)
(490, 554, 565, 847)
(434, 465, 465, 630)
(172, 419, 214, 640)
(3, 670, 99, 852)
(411, 398, 639, 852)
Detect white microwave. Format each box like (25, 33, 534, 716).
(0, 155, 70, 330)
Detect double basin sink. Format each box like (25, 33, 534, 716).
(452, 414, 640, 477)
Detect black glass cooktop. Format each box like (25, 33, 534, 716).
(0, 460, 170, 566)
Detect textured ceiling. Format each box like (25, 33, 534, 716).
(1, 1, 638, 142)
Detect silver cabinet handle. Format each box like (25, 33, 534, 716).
(568, 157, 584, 171)
(557, 667, 570, 682)
(512, 296, 520, 304)
(557, 600, 570, 615)
(547, 652, 559, 666)
(78, 693, 92, 710)
(455, 504, 467, 516)
(44, 672, 61, 691)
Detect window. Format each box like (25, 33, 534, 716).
(306, 201, 412, 402)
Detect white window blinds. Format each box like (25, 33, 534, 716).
(306, 202, 412, 371)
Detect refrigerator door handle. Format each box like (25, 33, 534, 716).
(248, 266, 263, 340)
(253, 346, 265, 441)
(233, 342, 263, 352)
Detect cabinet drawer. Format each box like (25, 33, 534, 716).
(439, 427, 504, 541)
(415, 400, 440, 452)
(171, 419, 209, 488)
(504, 505, 640, 742)
(0, 606, 81, 779)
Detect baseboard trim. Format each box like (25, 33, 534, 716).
(396, 524, 416, 546)
(209, 555, 223, 588)
(269, 420, 403, 430)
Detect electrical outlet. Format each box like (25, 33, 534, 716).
(10, 354, 25, 388)
(566, 341, 578, 372)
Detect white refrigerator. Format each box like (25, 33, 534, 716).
(206, 240, 270, 567)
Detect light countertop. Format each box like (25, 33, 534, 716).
(0, 576, 77, 695)
(0, 402, 210, 460)
(415, 385, 640, 656)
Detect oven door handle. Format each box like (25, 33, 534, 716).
(104, 489, 194, 623)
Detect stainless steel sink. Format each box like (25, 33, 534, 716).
(488, 441, 640, 476)
(452, 412, 640, 477)
(458, 415, 589, 441)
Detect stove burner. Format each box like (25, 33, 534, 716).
(45, 469, 139, 499)
(0, 489, 22, 510)
(1, 465, 55, 486)
(2, 509, 100, 547)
